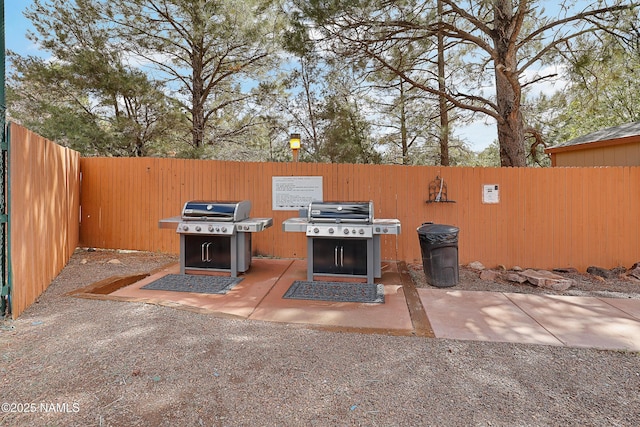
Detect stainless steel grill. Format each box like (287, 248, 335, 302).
(283, 201, 401, 283)
(161, 200, 272, 277)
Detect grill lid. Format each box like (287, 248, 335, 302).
(307, 201, 373, 223)
(181, 200, 251, 222)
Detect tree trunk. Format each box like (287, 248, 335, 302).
(437, 0, 450, 166)
(493, 0, 526, 167)
(399, 80, 409, 165)
(191, 38, 205, 149)
(495, 69, 526, 166)
(192, 70, 205, 149)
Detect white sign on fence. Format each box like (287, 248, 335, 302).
(272, 176, 323, 210)
(482, 184, 500, 204)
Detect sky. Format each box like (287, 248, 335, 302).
(3, 0, 575, 153)
(4, 1, 35, 57)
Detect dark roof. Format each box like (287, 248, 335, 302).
(555, 121, 640, 148)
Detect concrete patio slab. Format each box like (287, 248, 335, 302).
(506, 293, 640, 351)
(248, 260, 414, 334)
(108, 259, 414, 335)
(599, 297, 640, 321)
(418, 289, 565, 346)
(110, 258, 294, 318)
(78, 258, 640, 351)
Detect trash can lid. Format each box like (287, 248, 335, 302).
(417, 223, 459, 235)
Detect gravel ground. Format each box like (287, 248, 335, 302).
(1, 249, 639, 426)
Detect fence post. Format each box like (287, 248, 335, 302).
(0, 0, 10, 317)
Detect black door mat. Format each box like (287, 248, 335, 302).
(283, 281, 385, 304)
(141, 274, 242, 295)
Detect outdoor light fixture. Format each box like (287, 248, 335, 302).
(289, 133, 301, 162)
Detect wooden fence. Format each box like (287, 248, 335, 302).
(6, 127, 640, 319)
(9, 124, 640, 317)
(9, 124, 80, 318)
(79, 157, 640, 272)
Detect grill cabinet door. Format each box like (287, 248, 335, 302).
(340, 239, 368, 275)
(312, 238, 367, 276)
(184, 235, 231, 269)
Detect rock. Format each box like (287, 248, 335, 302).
(587, 266, 611, 279)
(468, 261, 485, 271)
(627, 273, 640, 283)
(480, 270, 499, 281)
(520, 269, 575, 291)
(511, 266, 523, 272)
(505, 273, 528, 283)
(553, 267, 578, 274)
(80, 259, 88, 265)
(610, 266, 626, 277)
(107, 259, 122, 264)
(497, 265, 507, 271)
(628, 264, 640, 281)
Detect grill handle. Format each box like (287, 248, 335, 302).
(201, 242, 213, 262)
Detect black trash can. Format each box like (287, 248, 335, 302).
(417, 222, 459, 288)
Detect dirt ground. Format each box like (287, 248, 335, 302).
(1, 248, 639, 426)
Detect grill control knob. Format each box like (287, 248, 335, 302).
(208, 225, 214, 232)
(375, 227, 381, 233)
(359, 229, 365, 235)
(182, 225, 189, 231)
(328, 228, 334, 234)
(221, 227, 227, 233)
(343, 229, 349, 235)
(313, 227, 319, 234)
(195, 225, 201, 232)
(383, 228, 388, 233)
(216, 227, 220, 232)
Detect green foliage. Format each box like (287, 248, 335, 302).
(472, 143, 501, 167)
(319, 96, 381, 164)
(8, 0, 187, 156)
(106, 0, 286, 150)
(7, 0, 639, 167)
(9, 0, 285, 157)
(529, 27, 640, 150)
(293, 0, 637, 166)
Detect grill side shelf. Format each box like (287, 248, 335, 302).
(159, 216, 181, 229)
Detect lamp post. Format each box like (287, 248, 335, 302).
(289, 133, 301, 162)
